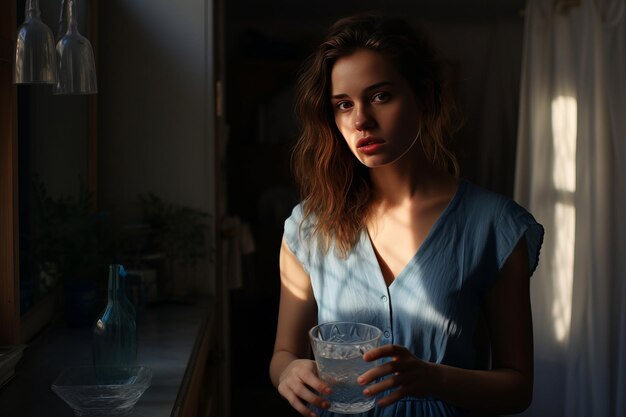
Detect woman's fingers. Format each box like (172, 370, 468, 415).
(279, 385, 316, 417)
(299, 369, 332, 398)
(361, 372, 398, 395)
(376, 386, 408, 407)
(277, 361, 331, 415)
(358, 358, 398, 385)
(363, 344, 409, 362)
(292, 383, 330, 410)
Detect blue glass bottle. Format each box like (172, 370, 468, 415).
(92, 264, 137, 384)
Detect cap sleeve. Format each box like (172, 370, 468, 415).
(283, 203, 313, 274)
(496, 200, 545, 277)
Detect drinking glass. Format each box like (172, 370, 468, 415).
(54, 0, 97, 94)
(309, 321, 382, 414)
(13, 0, 59, 84)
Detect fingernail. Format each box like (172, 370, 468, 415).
(322, 401, 330, 409)
(357, 376, 364, 384)
(324, 387, 332, 395)
(363, 388, 371, 396)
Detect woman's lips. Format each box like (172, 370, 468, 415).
(356, 137, 385, 155)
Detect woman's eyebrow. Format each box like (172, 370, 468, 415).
(331, 81, 393, 100)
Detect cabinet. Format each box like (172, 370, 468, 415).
(175, 301, 222, 417)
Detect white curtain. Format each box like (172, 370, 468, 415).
(515, 1, 626, 416)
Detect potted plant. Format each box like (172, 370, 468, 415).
(29, 176, 111, 326)
(137, 192, 210, 299)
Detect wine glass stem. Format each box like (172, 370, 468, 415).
(25, 0, 40, 18)
(68, 0, 78, 31)
(58, 0, 68, 38)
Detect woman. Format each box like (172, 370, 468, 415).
(269, 12, 544, 417)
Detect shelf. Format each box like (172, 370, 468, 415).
(0, 345, 25, 389)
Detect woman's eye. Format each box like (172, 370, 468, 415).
(372, 92, 390, 103)
(335, 101, 352, 110)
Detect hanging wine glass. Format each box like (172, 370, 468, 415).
(13, 0, 59, 84)
(54, 0, 97, 95)
(56, 0, 68, 43)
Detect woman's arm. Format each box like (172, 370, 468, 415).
(269, 239, 331, 416)
(360, 237, 534, 415)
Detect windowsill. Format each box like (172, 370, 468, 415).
(0, 296, 213, 416)
(20, 284, 64, 344)
(0, 345, 25, 389)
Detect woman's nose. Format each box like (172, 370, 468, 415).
(354, 106, 374, 131)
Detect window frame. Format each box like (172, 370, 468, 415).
(0, 0, 98, 344)
(0, 0, 19, 346)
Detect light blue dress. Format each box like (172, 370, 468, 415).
(283, 179, 544, 417)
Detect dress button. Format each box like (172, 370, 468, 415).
(384, 330, 391, 338)
(381, 295, 388, 302)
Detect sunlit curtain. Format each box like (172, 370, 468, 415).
(515, 0, 626, 416)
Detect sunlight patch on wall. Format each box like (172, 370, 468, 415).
(552, 96, 577, 192)
(551, 96, 577, 343)
(552, 202, 575, 342)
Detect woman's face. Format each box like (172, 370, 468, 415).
(330, 48, 421, 168)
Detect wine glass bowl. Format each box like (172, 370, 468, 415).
(55, 30, 98, 94)
(13, 0, 59, 84)
(53, 0, 97, 94)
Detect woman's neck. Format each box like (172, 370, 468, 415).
(369, 148, 452, 208)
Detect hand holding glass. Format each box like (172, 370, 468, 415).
(309, 322, 382, 414)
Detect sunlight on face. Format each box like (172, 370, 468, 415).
(330, 49, 421, 168)
(550, 96, 576, 343)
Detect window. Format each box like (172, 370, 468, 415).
(550, 95, 576, 343)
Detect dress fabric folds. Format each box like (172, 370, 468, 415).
(283, 179, 544, 417)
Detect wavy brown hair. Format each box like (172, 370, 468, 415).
(292, 12, 461, 257)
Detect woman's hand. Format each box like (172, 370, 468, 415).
(277, 358, 332, 416)
(357, 344, 435, 407)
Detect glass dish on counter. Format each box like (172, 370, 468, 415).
(51, 365, 152, 416)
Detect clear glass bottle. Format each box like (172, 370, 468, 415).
(92, 264, 137, 384)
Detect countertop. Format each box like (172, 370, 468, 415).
(0, 297, 213, 416)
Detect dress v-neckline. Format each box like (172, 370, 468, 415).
(363, 179, 466, 288)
